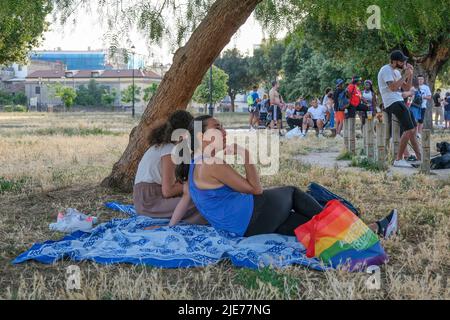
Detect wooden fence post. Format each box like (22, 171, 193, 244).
(349, 117, 356, 155)
(392, 114, 401, 160)
(344, 118, 349, 152)
(376, 121, 385, 167)
(367, 118, 375, 160)
(420, 129, 431, 174)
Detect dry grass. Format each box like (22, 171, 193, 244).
(0, 112, 449, 300)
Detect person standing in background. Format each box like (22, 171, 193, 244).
(432, 88, 444, 128)
(377, 50, 421, 168)
(416, 75, 432, 138)
(268, 80, 285, 136)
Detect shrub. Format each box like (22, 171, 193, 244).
(13, 105, 27, 112)
(3, 105, 14, 112)
(0, 177, 30, 194)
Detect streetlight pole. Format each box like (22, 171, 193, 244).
(38, 77, 42, 112)
(131, 45, 136, 118)
(208, 65, 214, 116)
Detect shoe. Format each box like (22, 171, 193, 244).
(406, 155, 418, 162)
(376, 209, 398, 240)
(300, 133, 306, 138)
(417, 133, 422, 140)
(393, 159, 414, 168)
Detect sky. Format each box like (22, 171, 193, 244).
(38, 9, 268, 66)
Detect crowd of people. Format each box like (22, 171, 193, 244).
(245, 50, 449, 168)
(124, 49, 450, 242)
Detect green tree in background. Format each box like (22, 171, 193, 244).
(0, 0, 52, 64)
(51, 85, 77, 110)
(101, 88, 118, 108)
(143, 83, 159, 103)
(75, 80, 108, 106)
(281, 40, 345, 100)
(249, 41, 285, 89)
(215, 48, 253, 112)
(0, 90, 27, 106)
(256, 0, 450, 90)
(193, 66, 229, 108)
(121, 85, 141, 105)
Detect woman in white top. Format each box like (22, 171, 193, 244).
(134, 110, 206, 224)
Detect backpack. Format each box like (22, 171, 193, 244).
(247, 94, 255, 106)
(337, 90, 349, 111)
(411, 90, 423, 108)
(347, 85, 361, 107)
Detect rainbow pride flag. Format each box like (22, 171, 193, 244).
(295, 200, 388, 271)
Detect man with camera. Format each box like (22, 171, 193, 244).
(377, 50, 422, 168)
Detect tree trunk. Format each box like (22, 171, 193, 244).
(102, 0, 262, 192)
(230, 92, 236, 112)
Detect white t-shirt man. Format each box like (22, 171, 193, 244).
(419, 84, 432, 109)
(308, 104, 328, 121)
(135, 143, 175, 185)
(378, 64, 404, 108)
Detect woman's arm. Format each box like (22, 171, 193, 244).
(211, 145, 263, 195)
(161, 154, 184, 198)
(169, 183, 192, 227)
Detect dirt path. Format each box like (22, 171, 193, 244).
(296, 151, 450, 179)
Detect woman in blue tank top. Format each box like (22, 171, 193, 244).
(160, 115, 397, 239)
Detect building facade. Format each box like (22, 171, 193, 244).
(25, 69, 162, 113)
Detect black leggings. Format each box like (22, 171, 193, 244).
(244, 187, 323, 237)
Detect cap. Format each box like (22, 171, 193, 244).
(390, 50, 408, 62)
(335, 79, 344, 87)
(352, 75, 362, 83)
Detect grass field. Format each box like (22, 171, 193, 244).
(0, 112, 449, 300)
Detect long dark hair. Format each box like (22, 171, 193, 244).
(364, 80, 375, 93)
(149, 110, 194, 147)
(175, 115, 213, 183)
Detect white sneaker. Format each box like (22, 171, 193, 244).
(417, 133, 422, 140)
(300, 133, 306, 138)
(377, 209, 399, 240)
(393, 159, 414, 168)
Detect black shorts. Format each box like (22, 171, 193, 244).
(268, 105, 282, 121)
(385, 101, 415, 132)
(287, 117, 303, 129)
(312, 119, 323, 128)
(346, 104, 369, 119)
(400, 109, 417, 136)
(418, 108, 426, 124)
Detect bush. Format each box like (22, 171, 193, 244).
(0, 177, 30, 194)
(2, 105, 27, 112)
(13, 105, 27, 112)
(3, 105, 14, 112)
(12, 92, 27, 105)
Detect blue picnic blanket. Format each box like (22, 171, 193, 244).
(13, 202, 328, 271)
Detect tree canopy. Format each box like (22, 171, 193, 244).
(214, 48, 253, 111)
(193, 65, 229, 105)
(0, 0, 52, 64)
(255, 0, 450, 87)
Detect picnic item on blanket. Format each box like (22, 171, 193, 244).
(295, 200, 388, 271)
(49, 208, 98, 233)
(306, 182, 360, 216)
